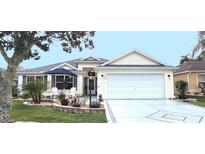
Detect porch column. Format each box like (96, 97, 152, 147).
(77, 74, 83, 96)
(18, 75, 23, 90)
(47, 74, 52, 90)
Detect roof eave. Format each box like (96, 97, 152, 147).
(174, 70, 205, 75)
(95, 66, 176, 70)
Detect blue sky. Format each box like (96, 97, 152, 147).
(0, 31, 198, 69)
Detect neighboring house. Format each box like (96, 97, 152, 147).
(174, 60, 205, 95)
(17, 50, 175, 99)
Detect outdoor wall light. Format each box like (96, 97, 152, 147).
(101, 74, 104, 77)
(168, 74, 171, 78)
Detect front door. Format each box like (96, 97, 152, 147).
(87, 78, 97, 95)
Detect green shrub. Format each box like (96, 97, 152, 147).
(12, 85, 19, 98)
(20, 93, 30, 99)
(22, 81, 47, 104)
(175, 80, 188, 99)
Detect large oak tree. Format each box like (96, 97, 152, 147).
(0, 31, 95, 122)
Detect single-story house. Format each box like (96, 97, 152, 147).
(17, 50, 175, 99)
(174, 60, 205, 95)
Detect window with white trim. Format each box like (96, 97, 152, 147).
(56, 75, 64, 90)
(55, 75, 76, 90)
(198, 74, 205, 88)
(27, 76, 35, 83)
(26, 75, 45, 84)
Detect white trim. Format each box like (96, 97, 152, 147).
(80, 56, 101, 61)
(50, 63, 78, 71)
(197, 73, 205, 88)
(174, 70, 205, 75)
(164, 73, 167, 99)
(101, 49, 171, 67)
(74, 61, 105, 64)
(17, 71, 45, 75)
(95, 66, 176, 70)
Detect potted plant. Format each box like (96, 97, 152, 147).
(90, 101, 100, 108)
(72, 98, 81, 107)
(58, 92, 68, 106)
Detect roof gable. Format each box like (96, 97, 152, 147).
(81, 56, 101, 61)
(50, 63, 78, 71)
(102, 50, 169, 66)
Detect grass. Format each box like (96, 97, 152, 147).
(184, 99, 205, 108)
(193, 99, 205, 107)
(11, 101, 107, 123)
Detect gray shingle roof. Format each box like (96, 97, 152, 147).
(18, 57, 108, 74)
(174, 60, 205, 74)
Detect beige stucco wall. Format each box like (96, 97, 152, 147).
(174, 72, 201, 94)
(188, 73, 198, 90)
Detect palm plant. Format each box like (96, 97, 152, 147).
(193, 31, 205, 58)
(180, 54, 191, 64)
(22, 81, 47, 104)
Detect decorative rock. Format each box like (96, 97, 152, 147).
(184, 98, 197, 103)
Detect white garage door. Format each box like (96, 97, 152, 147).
(107, 74, 165, 99)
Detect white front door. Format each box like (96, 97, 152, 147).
(106, 74, 165, 99)
(87, 78, 96, 95)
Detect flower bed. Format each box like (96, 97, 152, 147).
(52, 103, 105, 115)
(21, 99, 105, 115)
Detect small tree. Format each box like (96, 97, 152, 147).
(22, 81, 47, 104)
(175, 80, 188, 99)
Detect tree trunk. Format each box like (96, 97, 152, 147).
(0, 63, 17, 123)
(0, 78, 13, 123)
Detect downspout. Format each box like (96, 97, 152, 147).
(187, 72, 191, 92)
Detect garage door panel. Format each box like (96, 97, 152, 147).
(107, 74, 165, 99)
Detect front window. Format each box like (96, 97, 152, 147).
(36, 76, 43, 82)
(56, 76, 64, 90)
(55, 75, 74, 90)
(27, 76, 35, 83)
(198, 74, 205, 88)
(26, 75, 45, 84)
(65, 76, 73, 89)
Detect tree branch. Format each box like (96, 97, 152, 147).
(0, 46, 10, 63)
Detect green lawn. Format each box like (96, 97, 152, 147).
(193, 99, 205, 107)
(184, 99, 205, 108)
(11, 101, 107, 123)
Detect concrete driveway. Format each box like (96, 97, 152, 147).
(105, 99, 205, 123)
